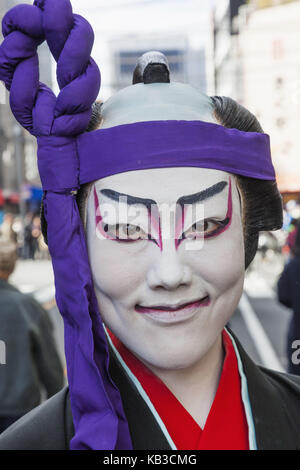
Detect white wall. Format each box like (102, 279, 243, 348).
(238, 1, 300, 191)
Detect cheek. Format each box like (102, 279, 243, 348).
(189, 208, 245, 293)
(87, 235, 151, 301)
(89, 242, 133, 297)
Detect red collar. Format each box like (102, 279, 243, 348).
(107, 329, 249, 450)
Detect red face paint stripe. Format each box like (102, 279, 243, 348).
(175, 203, 186, 250)
(148, 206, 162, 250)
(94, 186, 113, 240)
(94, 186, 160, 245)
(94, 186, 102, 227)
(176, 177, 233, 247)
(94, 178, 233, 246)
(204, 176, 232, 240)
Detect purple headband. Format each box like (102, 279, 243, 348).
(77, 119, 274, 185)
(0, 0, 277, 451)
(37, 119, 275, 191)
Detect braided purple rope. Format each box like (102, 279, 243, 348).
(0, 4, 44, 132)
(0, 0, 132, 450)
(1, 1, 100, 138)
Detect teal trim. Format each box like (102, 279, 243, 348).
(225, 328, 258, 450)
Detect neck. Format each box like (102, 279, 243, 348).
(0, 272, 10, 281)
(144, 334, 224, 429)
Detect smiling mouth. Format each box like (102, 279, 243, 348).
(135, 296, 210, 315)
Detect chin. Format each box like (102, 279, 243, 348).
(134, 341, 212, 372)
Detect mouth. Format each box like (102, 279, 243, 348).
(135, 296, 210, 324)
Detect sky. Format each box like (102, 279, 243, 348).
(70, 0, 216, 36)
(71, 0, 216, 13)
(66, 0, 217, 98)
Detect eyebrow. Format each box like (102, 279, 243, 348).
(99, 180, 228, 209)
(176, 180, 228, 207)
(100, 188, 156, 210)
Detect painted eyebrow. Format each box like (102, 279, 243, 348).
(100, 188, 156, 210)
(100, 180, 228, 209)
(176, 180, 228, 207)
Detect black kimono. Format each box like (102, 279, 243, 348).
(0, 330, 299, 450)
(277, 254, 300, 375)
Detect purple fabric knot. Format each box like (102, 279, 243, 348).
(0, 0, 132, 451)
(37, 136, 79, 191)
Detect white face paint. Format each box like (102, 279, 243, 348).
(86, 167, 245, 371)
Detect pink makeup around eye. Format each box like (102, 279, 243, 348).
(204, 176, 232, 239)
(175, 176, 233, 248)
(93, 177, 232, 246)
(94, 186, 104, 236)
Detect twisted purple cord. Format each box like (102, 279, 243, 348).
(0, 0, 132, 450)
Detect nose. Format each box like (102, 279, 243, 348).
(146, 249, 192, 291)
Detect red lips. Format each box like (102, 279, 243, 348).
(135, 296, 210, 313)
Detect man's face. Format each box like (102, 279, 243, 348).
(86, 167, 245, 370)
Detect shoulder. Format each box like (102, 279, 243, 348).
(0, 286, 48, 323)
(0, 288, 44, 327)
(0, 284, 23, 303)
(230, 329, 300, 448)
(282, 257, 300, 273)
(0, 284, 37, 313)
(258, 367, 300, 441)
(235, 331, 300, 407)
(0, 387, 73, 450)
(258, 366, 300, 405)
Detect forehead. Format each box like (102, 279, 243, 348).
(92, 167, 233, 205)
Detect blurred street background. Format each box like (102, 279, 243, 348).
(1, 0, 300, 376)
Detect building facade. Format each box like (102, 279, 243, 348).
(213, 0, 246, 98)
(237, 0, 300, 194)
(109, 34, 207, 94)
(0, 0, 53, 208)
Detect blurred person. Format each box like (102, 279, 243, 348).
(37, 231, 50, 260)
(0, 239, 64, 433)
(11, 215, 25, 258)
(257, 232, 269, 260)
(23, 212, 35, 259)
(280, 217, 298, 264)
(0, 213, 17, 243)
(31, 215, 41, 260)
(286, 218, 299, 256)
(277, 222, 300, 375)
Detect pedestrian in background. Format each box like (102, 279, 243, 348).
(30, 215, 41, 259)
(277, 221, 300, 375)
(23, 212, 35, 260)
(0, 213, 17, 244)
(0, 239, 64, 433)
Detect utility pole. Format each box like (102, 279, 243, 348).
(0, 127, 7, 190)
(13, 124, 26, 246)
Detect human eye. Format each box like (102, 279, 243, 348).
(102, 223, 149, 242)
(181, 218, 229, 241)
